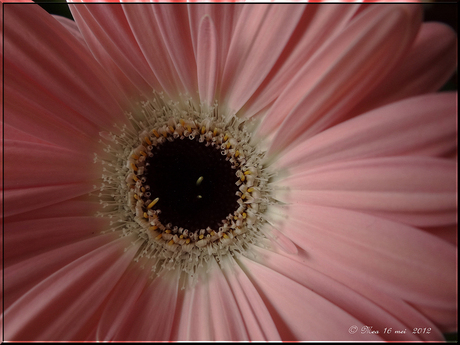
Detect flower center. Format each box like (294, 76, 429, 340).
(94, 92, 274, 280)
(141, 138, 239, 232)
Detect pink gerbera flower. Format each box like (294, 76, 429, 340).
(2, 1, 457, 341)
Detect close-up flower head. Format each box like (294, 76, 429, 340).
(1, 0, 458, 342)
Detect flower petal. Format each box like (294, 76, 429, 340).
(4, 183, 94, 218)
(114, 268, 180, 340)
(151, 4, 197, 95)
(3, 235, 138, 341)
(4, 215, 107, 265)
(4, 140, 95, 190)
(171, 258, 249, 341)
(272, 204, 456, 310)
(237, 254, 384, 341)
(343, 22, 458, 121)
(120, 3, 192, 97)
(197, 15, 218, 105)
(4, 233, 118, 310)
(242, 3, 360, 118)
(280, 156, 456, 227)
(244, 245, 444, 341)
(272, 93, 457, 172)
(220, 257, 282, 340)
(4, 4, 128, 148)
(96, 260, 151, 341)
(219, 4, 306, 113)
(188, 4, 243, 97)
(261, 4, 422, 155)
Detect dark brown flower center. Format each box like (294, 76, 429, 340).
(144, 139, 240, 233)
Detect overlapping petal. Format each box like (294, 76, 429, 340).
(271, 204, 456, 310)
(3, 236, 139, 341)
(279, 156, 456, 227)
(262, 4, 422, 155)
(3, 4, 128, 151)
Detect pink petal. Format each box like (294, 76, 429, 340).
(4, 183, 94, 218)
(244, 245, 444, 341)
(196, 15, 218, 105)
(412, 304, 458, 333)
(219, 257, 282, 340)
(3, 233, 118, 310)
(4, 140, 95, 189)
(187, 4, 243, 97)
(52, 14, 87, 48)
(273, 93, 457, 171)
(273, 204, 456, 309)
(237, 254, 384, 341)
(113, 268, 180, 340)
(4, 216, 108, 265)
(3, 236, 138, 341)
(96, 260, 151, 341)
(151, 5, 197, 95)
(242, 3, 360, 118)
(7, 197, 100, 222)
(171, 258, 249, 340)
(4, 4, 128, 146)
(120, 4, 192, 96)
(342, 22, 458, 121)
(280, 156, 456, 227)
(69, 3, 156, 100)
(260, 4, 422, 155)
(219, 4, 306, 113)
(3, 124, 53, 145)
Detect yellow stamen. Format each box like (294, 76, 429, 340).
(132, 175, 139, 182)
(241, 194, 246, 200)
(235, 150, 240, 157)
(223, 134, 229, 142)
(132, 154, 139, 160)
(140, 151, 147, 156)
(147, 197, 159, 209)
(196, 176, 204, 186)
(187, 125, 192, 132)
(199, 234, 204, 240)
(169, 125, 175, 133)
(240, 175, 246, 182)
(143, 212, 148, 219)
(145, 136, 152, 145)
(152, 129, 160, 138)
(131, 163, 138, 171)
(247, 187, 254, 193)
(168, 240, 175, 245)
(165, 229, 171, 234)
(155, 234, 162, 240)
(244, 170, 251, 175)
(201, 126, 206, 134)
(222, 233, 229, 239)
(180, 119, 185, 126)
(185, 238, 191, 244)
(242, 212, 247, 219)
(133, 194, 139, 200)
(149, 226, 158, 231)
(213, 128, 218, 136)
